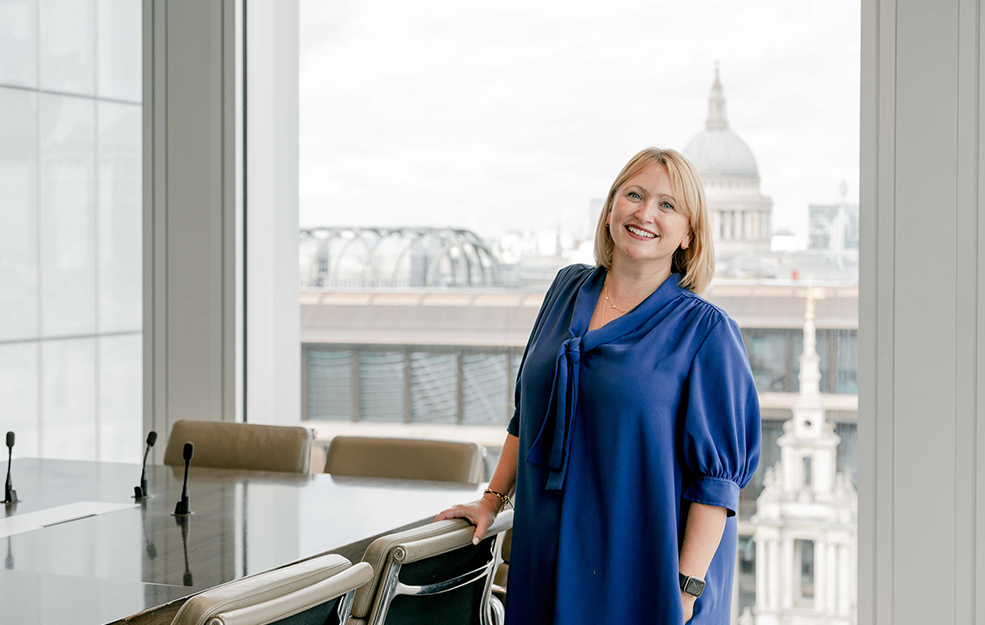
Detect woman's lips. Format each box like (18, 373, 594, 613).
(625, 224, 657, 240)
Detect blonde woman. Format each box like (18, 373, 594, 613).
(437, 147, 761, 624)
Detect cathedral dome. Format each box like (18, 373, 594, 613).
(682, 67, 760, 179)
(683, 128, 759, 178)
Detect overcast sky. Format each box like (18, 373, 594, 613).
(299, 0, 860, 245)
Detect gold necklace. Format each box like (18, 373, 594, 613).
(600, 278, 630, 327)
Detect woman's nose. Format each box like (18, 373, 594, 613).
(634, 199, 659, 220)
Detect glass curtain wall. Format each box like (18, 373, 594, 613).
(0, 0, 142, 463)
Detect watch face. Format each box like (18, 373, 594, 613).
(684, 577, 706, 597)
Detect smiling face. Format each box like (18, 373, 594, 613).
(606, 161, 692, 276)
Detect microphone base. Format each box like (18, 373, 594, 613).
(2, 490, 19, 505)
(132, 488, 154, 500)
(173, 498, 192, 516)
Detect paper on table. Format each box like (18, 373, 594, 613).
(0, 501, 139, 538)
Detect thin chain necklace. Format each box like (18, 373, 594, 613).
(601, 278, 630, 327)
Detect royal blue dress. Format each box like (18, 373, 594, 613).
(504, 264, 761, 625)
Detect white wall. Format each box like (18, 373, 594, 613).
(860, 0, 985, 623)
(245, 0, 300, 426)
(143, 0, 300, 459)
(143, 0, 240, 460)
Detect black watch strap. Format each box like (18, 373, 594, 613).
(679, 572, 706, 598)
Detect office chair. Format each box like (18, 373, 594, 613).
(164, 420, 316, 474)
(323, 436, 484, 484)
(172, 553, 373, 625)
(348, 509, 513, 625)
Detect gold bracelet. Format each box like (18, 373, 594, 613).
(483, 488, 512, 509)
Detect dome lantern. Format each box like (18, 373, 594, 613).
(707, 61, 728, 131)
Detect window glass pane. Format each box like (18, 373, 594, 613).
(98, 101, 141, 332)
(462, 351, 509, 426)
(0, 0, 37, 88)
(745, 330, 789, 392)
(41, 337, 96, 460)
(0, 87, 39, 341)
(835, 330, 858, 394)
(39, 0, 95, 96)
(358, 351, 404, 422)
(98, 333, 140, 463)
(40, 93, 96, 337)
(307, 349, 352, 420)
(96, 0, 141, 102)
(410, 351, 458, 424)
(0, 343, 39, 458)
(835, 422, 858, 486)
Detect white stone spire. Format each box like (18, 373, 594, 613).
(707, 61, 728, 130)
(751, 285, 858, 625)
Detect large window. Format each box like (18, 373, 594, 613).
(298, 1, 859, 620)
(0, 0, 142, 463)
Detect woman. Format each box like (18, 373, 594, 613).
(436, 147, 761, 624)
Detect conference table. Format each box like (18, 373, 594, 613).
(0, 458, 486, 625)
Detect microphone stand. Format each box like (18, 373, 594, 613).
(3, 441, 18, 505)
(134, 431, 157, 499)
(173, 442, 193, 516)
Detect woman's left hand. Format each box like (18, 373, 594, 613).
(681, 591, 695, 623)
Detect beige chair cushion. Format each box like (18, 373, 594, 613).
(164, 420, 315, 474)
(350, 509, 513, 619)
(323, 436, 484, 484)
(172, 554, 371, 625)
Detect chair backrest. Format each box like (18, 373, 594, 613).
(349, 509, 513, 625)
(323, 436, 484, 484)
(172, 554, 373, 625)
(164, 420, 315, 474)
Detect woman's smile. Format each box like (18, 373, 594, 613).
(625, 225, 657, 240)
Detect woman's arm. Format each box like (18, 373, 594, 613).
(434, 433, 519, 544)
(679, 502, 728, 622)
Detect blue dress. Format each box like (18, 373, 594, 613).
(504, 264, 761, 625)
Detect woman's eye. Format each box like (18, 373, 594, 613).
(628, 191, 642, 200)
(662, 202, 675, 210)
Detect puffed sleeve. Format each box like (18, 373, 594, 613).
(680, 316, 761, 517)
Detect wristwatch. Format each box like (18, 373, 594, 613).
(679, 573, 706, 598)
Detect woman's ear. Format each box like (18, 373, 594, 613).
(681, 232, 692, 250)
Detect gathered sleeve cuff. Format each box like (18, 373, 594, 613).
(680, 316, 762, 517)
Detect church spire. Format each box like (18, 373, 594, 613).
(706, 61, 728, 130)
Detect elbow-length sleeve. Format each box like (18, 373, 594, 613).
(680, 316, 762, 517)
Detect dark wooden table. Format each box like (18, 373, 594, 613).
(0, 458, 485, 625)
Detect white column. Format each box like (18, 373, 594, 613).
(827, 542, 839, 613)
(769, 539, 781, 611)
(781, 537, 795, 608)
(838, 543, 852, 615)
(814, 537, 827, 611)
(755, 536, 767, 611)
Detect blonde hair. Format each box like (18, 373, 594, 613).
(593, 147, 715, 294)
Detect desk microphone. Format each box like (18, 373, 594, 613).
(134, 431, 158, 499)
(3, 431, 18, 505)
(173, 442, 193, 515)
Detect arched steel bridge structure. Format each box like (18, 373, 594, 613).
(299, 226, 502, 288)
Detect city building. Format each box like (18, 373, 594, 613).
(748, 289, 857, 625)
(683, 65, 773, 256)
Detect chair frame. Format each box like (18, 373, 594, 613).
(365, 512, 512, 625)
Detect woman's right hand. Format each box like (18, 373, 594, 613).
(434, 494, 502, 545)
